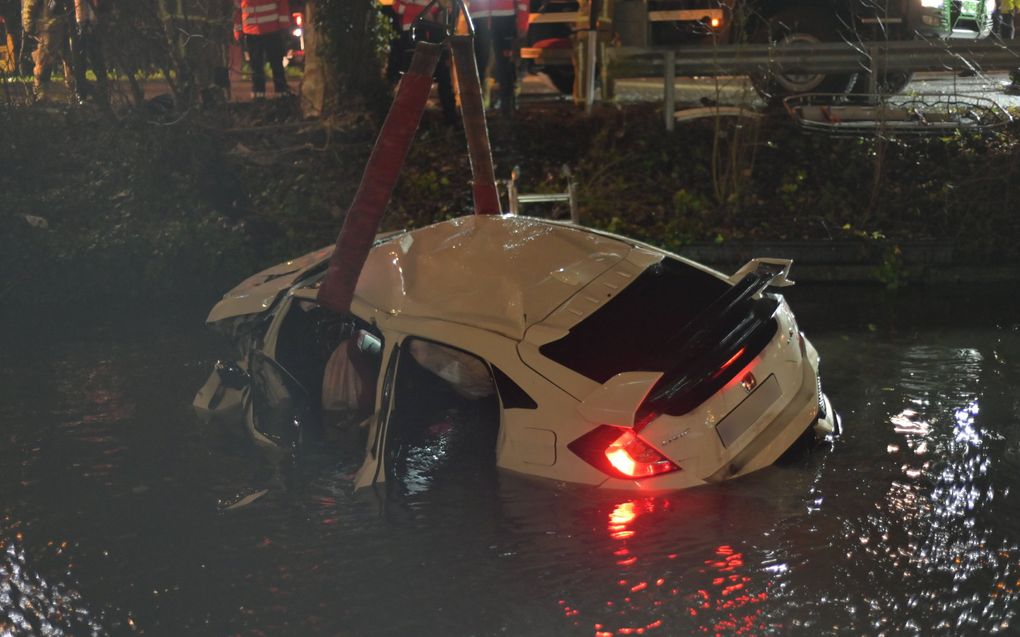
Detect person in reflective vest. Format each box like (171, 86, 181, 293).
(391, 0, 457, 124)
(233, 0, 291, 98)
(469, 0, 527, 116)
(22, 0, 75, 102)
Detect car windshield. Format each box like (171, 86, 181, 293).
(539, 257, 730, 383)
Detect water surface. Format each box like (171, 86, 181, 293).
(2, 285, 1019, 636)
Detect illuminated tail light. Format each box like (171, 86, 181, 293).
(568, 426, 680, 480)
(710, 17, 721, 28)
(712, 346, 746, 380)
(293, 13, 303, 26)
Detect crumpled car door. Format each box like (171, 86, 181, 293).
(353, 340, 401, 489)
(246, 351, 313, 461)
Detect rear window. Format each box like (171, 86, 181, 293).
(539, 257, 729, 383)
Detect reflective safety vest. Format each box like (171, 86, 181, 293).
(469, 0, 525, 17)
(233, 0, 290, 37)
(469, 0, 528, 34)
(392, 0, 438, 32)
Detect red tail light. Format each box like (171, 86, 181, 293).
(712, 346, 746, 380)
(293, 12, 303, 26)
(568, 426, 679, 480)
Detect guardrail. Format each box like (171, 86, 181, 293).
(606, 38, 1020, 129)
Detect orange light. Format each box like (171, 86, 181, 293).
(711, 17, 721, 28)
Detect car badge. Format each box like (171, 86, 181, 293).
(741, 372, 757, 393)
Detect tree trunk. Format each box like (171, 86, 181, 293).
(313, 0, 389, 114)
(299, 0, 331, 117)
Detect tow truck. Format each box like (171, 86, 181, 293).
(523, 0, 993, 102)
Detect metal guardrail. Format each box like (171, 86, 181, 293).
(607, 38, 1020, 129)
(609, 38, 1020, 75)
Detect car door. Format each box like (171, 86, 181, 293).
(352, 337, 402, 489)
(353, 335, 501, 490)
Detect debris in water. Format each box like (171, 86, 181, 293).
(219, 488, 269, 512)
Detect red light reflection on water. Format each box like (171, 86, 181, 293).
(556, 499, 771, 637)
(695, 546, 768, 635)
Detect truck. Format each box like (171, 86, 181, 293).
(524, 0, 993, 102)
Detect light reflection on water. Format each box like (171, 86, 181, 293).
(1, 289, 1019, 635)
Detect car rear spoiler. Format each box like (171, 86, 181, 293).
(727, 258, 794, 287)
(577, 260, 794, 427)
(635, 260, 793, 419)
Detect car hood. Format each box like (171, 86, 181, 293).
(207, 245, 335, 323)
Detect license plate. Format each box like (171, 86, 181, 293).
(715, 374, 781, 447)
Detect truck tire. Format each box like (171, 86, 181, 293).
(750, 9, 858, 105)
(541, 66, 574, 95)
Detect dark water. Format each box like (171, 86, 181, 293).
(2, 285, 1020, 636)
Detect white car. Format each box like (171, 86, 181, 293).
(194, 214, 837, 491)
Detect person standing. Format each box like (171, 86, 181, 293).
(392, 0, 457, 124)
(70, 0, 109, 108)
(22, 0, 76, 102)
(996, 0, 1020, 93)
(469, 0, 527, 116)
(233, 0, 291, 99)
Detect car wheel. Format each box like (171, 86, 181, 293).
(750, 9, 858, 105)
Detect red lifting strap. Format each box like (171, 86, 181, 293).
(450, 35, 502, 216)
(317, 42, 442, 315)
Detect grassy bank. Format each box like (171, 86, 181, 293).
(2, 100, 1018, 312)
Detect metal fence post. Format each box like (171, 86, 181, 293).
(664, 50, 676, 131)
(585, 28, 598, 113)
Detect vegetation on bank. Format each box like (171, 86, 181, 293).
(2, 99, 1018, 312)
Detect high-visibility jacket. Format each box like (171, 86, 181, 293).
(233, 0, 290, 37)
(469, 0, 528, 34)
(392, 0, 439, 32)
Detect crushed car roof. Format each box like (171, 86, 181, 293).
(207, 215, 663, 339)
(354, 215, 637, 339)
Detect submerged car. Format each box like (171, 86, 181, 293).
(195, 214, 837, 491)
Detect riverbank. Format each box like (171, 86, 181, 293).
(2, 99, 1018, 312)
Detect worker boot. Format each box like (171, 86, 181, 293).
(31, 80, 50, 104)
